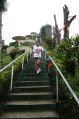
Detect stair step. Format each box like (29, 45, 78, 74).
(25, 65, 47, 68)
(27, 63, 46, 65)
(18, 76, 49, 81)
(19, 73, 48, 77)
(24, 67, 47, 70)
(0, 109, 59, 118)
(27, 60, 45, 63)
(10, 91, 54, 100)
(0, 56, 60, 119)
(13, 85, 52, 92)
(22, 70, 48, 73)
(16, 80, 50, 86)
(5, 99, 55, 105)
(27, 60, 45, 62)
(4, 99, 56, 110)
(26, 65, 46, 68)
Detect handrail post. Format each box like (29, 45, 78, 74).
(10, 63, 14, 91)
(22, 56, 24, 69)
(27, 52, 28, 62)
(56, 69, 59, 102)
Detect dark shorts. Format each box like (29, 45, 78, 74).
(34, 57, 41, 60)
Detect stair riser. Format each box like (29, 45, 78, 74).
(24, 67, 48, 70)
(26, 64, 46, 66)
(25, 65, 47, 68)
(22, 70, 48, 73)
(4, 104, 56, 110)
(16, 82, 50, 86)
(0, 117, 59, 119)
(10, 94, 54, 100)
(18, 77, 49, 81)
(13, 87, 52, 92)
(19, 73, 48, 77)
(26, 60, 45, 62)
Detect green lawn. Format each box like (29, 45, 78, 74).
(2, 53, 20, 68)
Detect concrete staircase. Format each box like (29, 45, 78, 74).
(0, 54, 59, 119)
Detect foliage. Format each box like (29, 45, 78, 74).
(41, 36, 55, 50)
(9, 49, 17, 59)
(2, 53, 20, 68)
(40, 26, 46, 38)
(2, 45, 8, 53)
(40, 24, 52, 38)
(45, 36, 52, 45)
(0, 53, 28, 104)
(19, 50, 25, 54)
(22, 41, 30, 46)
(31, 35, 36, 40)
(56, 37, 76, 77)
(9, 41, 18, 47)
(41, 36, 79, 118)
(0, 0, 8, 12)
(23, 42, 35, 47)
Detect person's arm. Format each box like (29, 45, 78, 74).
(41, 47, 49, 56)
(43, 50, 49, 56)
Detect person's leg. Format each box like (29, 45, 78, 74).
(34, 58, 41, 73)
(37, 58, 41, 72)
(34, 58, 38, 71)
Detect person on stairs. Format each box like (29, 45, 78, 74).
(32, 39, 49, 74)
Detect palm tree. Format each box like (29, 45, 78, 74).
(0, 0, 8, 69)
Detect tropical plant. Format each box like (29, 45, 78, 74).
(56, 37, 76, 77)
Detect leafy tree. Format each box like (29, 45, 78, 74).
(56, 35, 79, 77)
(40, 24, 52, 38)
(2, 45, 8, 53)
(56, 37, 76, 77)
(45, 36, 53, 49)
(22, 41, 29, 46)
(9, 41, 18, 47)
(40, 25, 46, 38)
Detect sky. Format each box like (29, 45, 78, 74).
(2, 0, 79, 45)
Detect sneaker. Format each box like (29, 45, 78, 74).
(39, 68, 41, 72)
(37, 70, 39, 74)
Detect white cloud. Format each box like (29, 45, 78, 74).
(2, 0, 79, 45)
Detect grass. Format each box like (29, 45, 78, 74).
(2, 53, 20, 68)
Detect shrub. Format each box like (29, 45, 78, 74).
(9, 49, 16, 59)
(45, 36, 53, 49)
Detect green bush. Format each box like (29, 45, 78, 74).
(9, 49, 16, 59)
(42, 36, 79, 118)
(46, 36, 52, 45)
(0, 53, 28, 104)
(56, 38, 76, 77)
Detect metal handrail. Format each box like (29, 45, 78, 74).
(0, 50, 31, 91)
(45, 54, 79, 105)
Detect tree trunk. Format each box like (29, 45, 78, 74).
(0, 12, 2, 69)
(64, 26, 69, 38)
(63, 5, 76, 39)
(53, 15, 61, 50)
